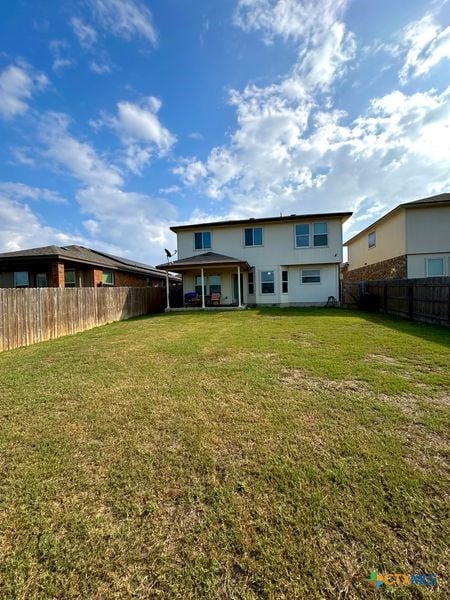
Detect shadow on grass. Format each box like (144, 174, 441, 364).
(250, 307, 450, 350)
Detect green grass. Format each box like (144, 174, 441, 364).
(0, 308, 449, 598)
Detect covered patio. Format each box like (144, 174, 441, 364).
(156, 252, 252, 311)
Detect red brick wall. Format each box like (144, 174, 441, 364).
(344, 255, 407, 282)
(49, 262, 65, 287)
(114, 271, 149, 287)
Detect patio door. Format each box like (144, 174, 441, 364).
(232, 273, 244, 305)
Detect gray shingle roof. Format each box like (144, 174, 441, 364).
(156, 252, 252, 271)
(0, 244, 176, 279)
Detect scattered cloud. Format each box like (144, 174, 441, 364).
(0, 182, 67, 203)
(89, 0, 158, 46)
(159, 185, 181, 194)
(0, 189, 83, 252)
(234, 0, 355, 90)
(188, 132, 204, 140)
(38, 111, 124, 187)
(70, 17, 98, 49)
(49, 40, 76, 72)
(89, 60, 112, 74)
(96, 96, 176, 173)
(398, 13, 450, 83)
(0, 62, 48, 119)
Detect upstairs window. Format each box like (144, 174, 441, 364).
(14, 271, 29, 288)
(260, 270, 274, 294)
(295, 224, 310, 247)
(244, 227, 263, 246)
(313, 222, 328, 246)
(426, 258, 444, 277)
(102, 270, 114, 286)
(194, 231, 211, 250)
(368, 231, 376, 248)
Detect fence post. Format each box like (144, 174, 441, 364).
(408, 282, 414, 320)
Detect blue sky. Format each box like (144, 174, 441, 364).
(0, 0, 449, 265)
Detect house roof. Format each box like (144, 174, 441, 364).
(170, 211, 352, 232)
(156, 251, 252, 272)
(344, 193, 450, 246)
(0, 244, 179, 280)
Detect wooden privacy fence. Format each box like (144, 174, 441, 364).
(0, 287, 163, 352)
(343, 277, 450, 327)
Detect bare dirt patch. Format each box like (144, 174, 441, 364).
(280, 368, 369, 393)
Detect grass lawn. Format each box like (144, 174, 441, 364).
(0, 308, 449, 598)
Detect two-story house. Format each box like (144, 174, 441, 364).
(156, 211, 352, 308)
(344, 193, 450, 281)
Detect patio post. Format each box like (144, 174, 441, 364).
(165, 270, 170, 310)
(237, 265, 241, 308)
(201, 267, 206, 308)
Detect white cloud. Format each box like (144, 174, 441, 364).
(97, 97, 176, 173)
(70, 17, 98, 49)
(188, 132, 204, 140)
(399, 13, 450, 83)
(89, 60, 112, 74)
(76, 186, 177, 263)
(234, 0, 355, 90)
(0, 193, 84, 253)
(89, 0, 158, 46)
(0, 62, 48, 119)
(38, 112, 124, 187)
(0, 182, 67, 204)
(49, 40, 76, 72)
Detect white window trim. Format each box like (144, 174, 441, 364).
(244, 226, 264, 247)
(300, 269, 321, 284)
(194, 231, 212, 251)
(368, 231, 376, 249)
(102, 270, 115, 286)
(260, 270, 275, 294)
(294, 222, 329, 249)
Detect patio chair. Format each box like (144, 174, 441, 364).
(184, 292, 200, 307)
(210, 292, 221, 305)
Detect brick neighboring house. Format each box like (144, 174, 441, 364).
(0, 245, 180, 289)
(344, 193, 450, 282)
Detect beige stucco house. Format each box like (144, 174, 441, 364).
(344, 193, 450, 281)
(156, 211, 351, 308)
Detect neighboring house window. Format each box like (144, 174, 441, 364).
(260, 270, 275, 294)
(281, 270, 288, 294)
(301, 269, 321, 283)
(244, 227, 263, 247)
(64, 269, 76, 288)
(102, 270, 114, 286)
(313, 222, 328, 246)
(14, 271, 29, 288)
(426, 258, 444, 277)
(36, 273, 47, 287)
(208, 275, 221, 294)
(194, 231, 211, 250)
(295, 224, 310, 247)
(368, 231, 376, 248)
(248, 272, 254, 295)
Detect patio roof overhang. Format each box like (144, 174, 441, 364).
(156, 252, 252, 273)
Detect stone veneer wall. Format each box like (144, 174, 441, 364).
(344, 255, 407, 282)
